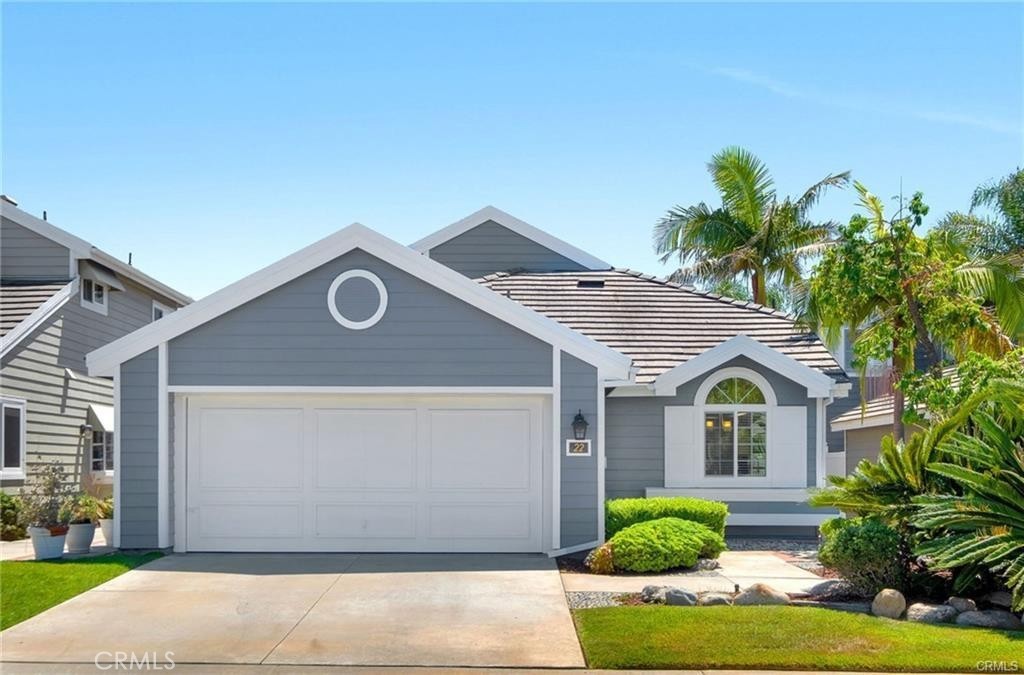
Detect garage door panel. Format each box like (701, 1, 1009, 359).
(314, 503, 417, 539)
(197, 408, 303, 489)
(427, 503, 532, 539)
(198, 503, 302, 539)
(313, 409, 417, 490)
(427, 409, 532, 491)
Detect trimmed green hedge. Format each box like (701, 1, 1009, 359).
(606, 497, 728, 538)
(607, 517, 726, 573)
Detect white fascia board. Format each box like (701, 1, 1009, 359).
(410, 206, 611, 271)
(830, 413, 895, 432)
(0, 202, 192, 306)
(0, 280, 76, 360)
(653, 334, 835, 398)
(87, 223, 632, 379)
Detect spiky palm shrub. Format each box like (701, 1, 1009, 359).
(914, 380, 1024, 611)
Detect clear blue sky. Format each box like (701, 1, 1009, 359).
(3, 2, 1021, 299)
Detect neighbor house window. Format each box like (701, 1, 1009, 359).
(1, 398, 27, 479)
(91, 430, 114, 472)
(81, 278, 108, 314)
(152, 300, 173, 322)
(703, 377, 767, 478)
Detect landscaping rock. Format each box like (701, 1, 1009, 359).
(871, 589, 907, 619)
(698, 591, 734, 606)
(956, 610, 1023, 631)
(665, 588, 697, 606)
(906, 602, 958, 624)
(947, 596, 977, 613)
(984, 591, 1013, 609)
(640, 585, 669, 604)
(734, 583, 789, 606)
(802, 579, 851, 598)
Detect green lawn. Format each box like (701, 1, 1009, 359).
(574, 605, 1023, 672)
(1, 552, 162, 630)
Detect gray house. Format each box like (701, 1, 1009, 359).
(87, 207, 850, 554)
(1, 198, 190, 498)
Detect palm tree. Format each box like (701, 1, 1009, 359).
(936, 168, 1024, 257)
(654, 146, 849, 308)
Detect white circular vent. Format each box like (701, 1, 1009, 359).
(327, 269, 388, 330)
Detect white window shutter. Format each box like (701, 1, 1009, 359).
(771, 405, 807, 487)
(664, 406, 696, 488)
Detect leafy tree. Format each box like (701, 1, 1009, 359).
(810, 182, 1023, 440)
(654, 146, 849, 308)
(936, 168, 1024, 257)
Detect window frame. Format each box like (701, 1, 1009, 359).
(695, 368, 776, 484)
(1, 397, 27, 480)
(80, 278, 109, 315)
(91, 429, 115, 475)
(152, 300, 174, 322)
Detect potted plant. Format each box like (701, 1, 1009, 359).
(62, 493, 99, 554)
(97, 497, 114, 544)
(19, 461, 72, 560)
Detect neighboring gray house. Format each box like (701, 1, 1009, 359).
(1, 197, 190, 498)
(87, 206, 850, 554)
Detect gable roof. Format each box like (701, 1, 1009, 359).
(478, 269, 848, 386)
(86, 224, 632, 379)
(0, 281, 76, 359)
(1, 201, 192, 306)
(411, 206, 611, 271)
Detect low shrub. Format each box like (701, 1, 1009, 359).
(0, 493, 27, 541)
(606, 497, 728, 538)
(584, 542, 615, 574)
(818, 517, 905, 597)
(603, 517, 726, 573)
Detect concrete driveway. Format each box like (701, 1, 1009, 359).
(0, 553, 585, 668)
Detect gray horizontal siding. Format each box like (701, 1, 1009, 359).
(1, 217, 70, 281)
(827, 376, 860, 453)
(0, 317, 113, 496)
(429, 221, 589, 278)
(605, 355, 816, 498)
(169, 249, 552, 387)
(120, 348, 158, 548)
(561, 353, 598, 547)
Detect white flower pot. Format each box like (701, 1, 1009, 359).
(27, 527, 67, 560)
(66, 522, 96, 554)
(99, 518, 113, 544)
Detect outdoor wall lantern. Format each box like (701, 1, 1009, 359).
(572, 409, 589, 440)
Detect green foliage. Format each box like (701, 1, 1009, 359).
(605, 497, 728, 538)
(902, 349, 1024, 421)
(605, 517, 725, 573)
(18, 461, 74, 529)
(0, 493, 27, 541)
(937, 168, 1024, 257)
(913, 379, 1024, 611)
(60, 493, 101, 525)
(583, 542, 615, 575)
(818, 517, 905, 596)
(97, 497, 114, 520)
(654, 146, 848, 308)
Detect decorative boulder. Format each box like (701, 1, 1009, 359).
(956, 610, 1023, 631)
(947, 596, 977, 613)
(640, 585, 669, 604)
(984, 591, 1013, 609)
(871, 589, 907, 619)
(906, 602, 959, 624)
(734, 583, 789, 606)
(698, 591, 734, 606)
(802, 579, 850, 598)
(665, 588, 697, 606)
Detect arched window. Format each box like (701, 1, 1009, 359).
(703, 377, 768, 478)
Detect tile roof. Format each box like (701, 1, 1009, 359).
(0, 283, 67, 338)
(478, 269, 847, 384)
(831, 366, 960, 427)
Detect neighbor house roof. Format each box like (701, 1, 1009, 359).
(0, 281, 77, 359)
(478, 269, 847, 385)
(831, 366, 959, 431)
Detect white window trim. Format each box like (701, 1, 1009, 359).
(1, 397, 27, 480)
(695, 367, 776, 485)
(80, 278, 109, 316)
(90, 429, 114, 477)
(152, 300, 174, 322)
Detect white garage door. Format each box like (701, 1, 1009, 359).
(184, 395, 545, 552)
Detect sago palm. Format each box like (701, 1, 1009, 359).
(654, 146, 849, 308)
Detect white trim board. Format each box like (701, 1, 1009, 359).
(166, 385, 556, 395)
(0, 280, 76, 360)
(831, 412, 894, 432)
(87, 223, 631, 380)
(410, 206, 611, 271)
(653, 334, 837, 398)
(645, 487, 813, 502)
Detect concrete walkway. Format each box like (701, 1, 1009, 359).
(0, 667, 964, 675)
(0, 529, 114, 561)
(560, 551, 823, 595)
(1, 553, 584, 669)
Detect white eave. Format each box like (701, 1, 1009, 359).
(831, 413, 895, 432)
(652, 334, 840, 398)
(0, 280, 77, 360)
(0, 201, 192, 306)
(87, 223, 633, 380)
(411, 206, 611, 271)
